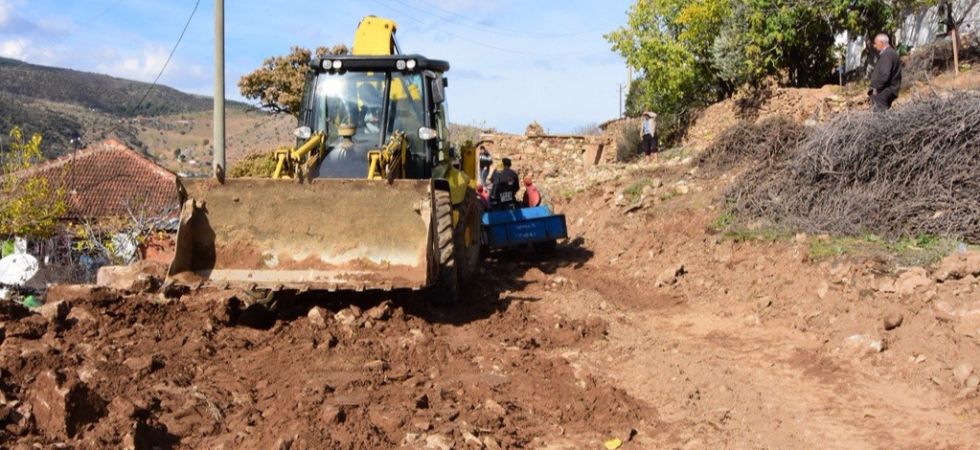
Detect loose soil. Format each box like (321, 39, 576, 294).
(3, 147, 980, 449)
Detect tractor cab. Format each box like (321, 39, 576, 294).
(299, 55, 452, 180)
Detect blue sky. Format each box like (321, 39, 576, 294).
(0, 0, 632, 133)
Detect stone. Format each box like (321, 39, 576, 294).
(334, 308, 358, 326)
(483, 437, 502, 450)
(96, 262, 164, 292)
(952, 363, 974, 383)
(816, 282, 830, 300)
(934, 251, 980, 282)
(30, 370, 107, 438)
(967, 376, 980, 389)
(425, 434, 453, 450)
(674, 183, 690, 195)
(484, 399, 507, 417)
(841, 334, 886, 357)
(656, 264, 686, 287)
(883, 311, 904, 331)
(363, 359, 387, 371)
(321, 405, 346, 424)
(37, 300, 71, 323)
(123, 355, 161, 374)
(307, 307, 329, 329)
(366, 301, 393, 321)
(895, 268, 932, 295)
(462, 431, 483, 448)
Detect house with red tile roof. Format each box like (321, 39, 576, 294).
(14, 139, 179, 222)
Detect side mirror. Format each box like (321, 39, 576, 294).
(430, 76, 445, 105)
(418, 127, 438, 141)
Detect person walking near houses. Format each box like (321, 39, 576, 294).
(640, 112, 659, 158)
(869, 33, 903, 112)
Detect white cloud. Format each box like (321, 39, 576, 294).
(0, 0, 11, 27)
(94, 45, 209, 92)
(0, 37, 28, 59)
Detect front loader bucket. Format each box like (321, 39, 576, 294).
(167, 178, 433, 292)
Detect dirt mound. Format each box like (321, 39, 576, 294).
(697, 116, 806, 173)
(727, 91, 980, 242)
(0, 278, 647, 448)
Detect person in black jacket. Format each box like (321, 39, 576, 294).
(869, 34, 903, 112)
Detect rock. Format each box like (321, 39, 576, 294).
(934, 251, 980, 282)
(895, 268, 932, 295)
(656, 264, 686, 287)
(462, 431, 483, 448)
(66, 306, 97, 324)
(483, 436, 502, 450)
(363, 359, 387, 371)
(366, 301, 393, 321)
(883, 311, 904, 331)
(757, 297, 773, 309)
(877, 279, 897, 293)
(37, 300, 71, 323)
(123, 355, 161, 374)
(30, 370, 107, 438)
(674, 183, 690, 195)
(425, 434, 453, 450)
(321, 405, 346, 424)
(484, 399, 507, 417)
(967, 376, 980, 389)
(307, 307, 329, 329)
(334, 308, 359, 326)
(816, 282, 830, 299)
(953, 362, 975, 383)
(841, 334, 886, 357)
(96, 262, 165, 292)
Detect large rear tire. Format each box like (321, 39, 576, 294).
(430, 190, 459, 306)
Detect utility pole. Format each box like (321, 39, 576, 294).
(213, 0, 226, 182)
(618, 83, 625, 118)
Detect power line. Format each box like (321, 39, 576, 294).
(369, 0, 610, 58)
(130, 0, 202, 114)
(392, 0, 620, 39)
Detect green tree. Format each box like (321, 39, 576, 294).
(239, 44, 349, 116)
(605, 0, 734, 116)
(0, 128, 68, 237)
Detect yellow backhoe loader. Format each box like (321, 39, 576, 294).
(167, 16, 482, 305)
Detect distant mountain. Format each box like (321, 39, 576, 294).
(0, 57, 253, 159)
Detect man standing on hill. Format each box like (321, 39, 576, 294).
(869, 34, 903, 112)
(640, 112, 659, 158)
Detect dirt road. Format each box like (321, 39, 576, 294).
(2, 162, 979, 449)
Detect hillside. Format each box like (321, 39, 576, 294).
(0, 57, 280, 162)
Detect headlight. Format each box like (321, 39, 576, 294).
(321, 59, 332, 70)
(406, 59, 417, 70)
(332, 60, 343, 70)
(396, 60, 406, 71)
(418, 127, 438, 141)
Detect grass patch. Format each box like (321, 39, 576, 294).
(623, 178, 657, 204)
(808, 233, 961, 267)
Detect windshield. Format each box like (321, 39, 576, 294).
(309, 71, 429, 179)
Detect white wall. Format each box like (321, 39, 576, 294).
(841, 0, 980, 72)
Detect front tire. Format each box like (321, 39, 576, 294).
(430, 190, 459, 307)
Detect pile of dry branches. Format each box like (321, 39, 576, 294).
(904, 32, 980, 85)
(698, 116, 806, 173)
(727, 92, 980, 243)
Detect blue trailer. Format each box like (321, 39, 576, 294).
(481, 205, 568, 253)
